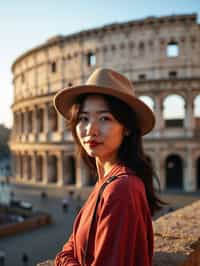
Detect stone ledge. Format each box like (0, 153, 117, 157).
(37, 200, 200, 266)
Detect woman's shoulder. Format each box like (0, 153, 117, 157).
(103, 169, 145, 202)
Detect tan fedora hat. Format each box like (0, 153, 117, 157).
(53, 68, 155, 135)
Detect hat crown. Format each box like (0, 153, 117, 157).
(86, 68, 135, 96)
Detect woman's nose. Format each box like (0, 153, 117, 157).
(86, 120, 99, 136)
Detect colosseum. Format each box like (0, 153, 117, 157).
(10, 13, 200, 192)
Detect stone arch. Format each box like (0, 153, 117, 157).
(48, 155, 58, 183)
(163, 94, 185, 127)
(139, 95, 155, 111)
(165, 154, 183, 190)
(196, 157, 200, 190)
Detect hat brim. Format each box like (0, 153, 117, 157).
(53, 84, 155, 136)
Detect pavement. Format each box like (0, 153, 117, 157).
(0, 184, 81, 266)
(0, 184, 199, 266)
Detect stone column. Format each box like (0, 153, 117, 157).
(42, 151, 49, 185)
(60, 53, 66, 87)
(23, 153, 28, 180)
(19, 111, 23, 135)
(57, 151, 64, 186)
(44, 103, 49, 138)
(58, 114, 65, 135)
(154, 95, 164, 135)
(31, 152, 37, 182)
(76, 157, 88, 187)
(24, 108, 29, 135)
(154, 148, 164, 191)
(184, 99, 194, 137)
(184, 148, 195, 191)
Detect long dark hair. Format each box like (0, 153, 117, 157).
(67, 93, 164, 215)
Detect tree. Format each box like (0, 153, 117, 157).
(0, 124, 11, 160)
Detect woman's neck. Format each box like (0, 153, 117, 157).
(96, 156, 120, 182)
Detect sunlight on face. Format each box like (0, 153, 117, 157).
(75, 95, 125, 163)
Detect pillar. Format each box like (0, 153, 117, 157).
(155, 96, 164, 135)
(184, 148, 195, 191)
(31, 152, 37, 182)
(57, 151, 64, 186)
(184, 98, 194, 137)
(76, 157, 88, 187)
(42, 151, 49, 185)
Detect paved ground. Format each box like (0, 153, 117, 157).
(0, 184, 199, 266)
(0, 185, 81, 266)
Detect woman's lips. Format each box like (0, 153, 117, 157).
(86, 141, 101, 148)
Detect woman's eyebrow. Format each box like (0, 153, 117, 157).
(80, 110, 110, 114)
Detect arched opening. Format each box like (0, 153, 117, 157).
(69, 156, 76, 185)
(27, 155, 32, 180)
(163, 94, 185, 127)
(28, 111, 33, 133)
(194, 95, 200, 134)
(196, 157, 200, 190)
(165, 154, 183, 190)
(21, 113, 25, 133)
(37, 108, 44, 132)
(19, 155, 23, 179)
(36, 155, 43, 182)
(48, 155, 58, 183)
(139, 96, 154, 111)
(138, 41, 145, 56)
(49, 106, 58, 132)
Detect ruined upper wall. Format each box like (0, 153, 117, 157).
(12, 14, 200, 103)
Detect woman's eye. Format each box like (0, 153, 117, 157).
(78, 116, 88, 122)
(100, 116, 111, 121)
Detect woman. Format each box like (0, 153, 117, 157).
(54, 68, 163, 266)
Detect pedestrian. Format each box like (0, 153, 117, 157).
(21, 252, 29, 265)
(41, 190, 47, 199)
(62, 197, 69, 212)
(53, 68, 164, 265)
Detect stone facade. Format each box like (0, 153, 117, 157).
(10, 14, 200, 191)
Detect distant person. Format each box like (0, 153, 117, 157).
(62, 196, 69, 212)
(21, 252, 29, 265)
(53, 68, 164, 265)
(40, 190, 47, 199)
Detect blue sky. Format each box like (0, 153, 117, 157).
(0, 0, 200, 127)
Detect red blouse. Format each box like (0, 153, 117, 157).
(54, 163, 153, 266)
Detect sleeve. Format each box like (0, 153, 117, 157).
(91, 194, 138, 266)
(54, 234, 81, 266)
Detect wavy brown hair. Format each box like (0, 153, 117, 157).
(67, 93, 164, 215)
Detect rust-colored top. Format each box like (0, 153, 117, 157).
(54, 163, 153, 266)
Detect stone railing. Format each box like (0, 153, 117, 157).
(37, 200, 200, 266)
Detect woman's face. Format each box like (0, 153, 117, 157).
(75, 95, 125, 163)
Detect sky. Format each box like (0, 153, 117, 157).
(0, 0, 200, 128)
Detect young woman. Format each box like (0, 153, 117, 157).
(53, 68, 163, 266)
